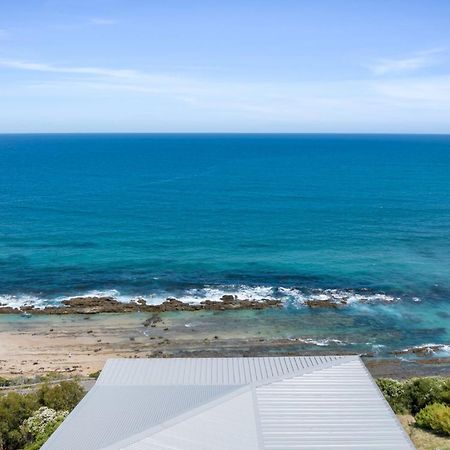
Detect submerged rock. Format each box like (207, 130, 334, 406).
(143, 314, 162, 327)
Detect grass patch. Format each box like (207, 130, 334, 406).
(398, 415, 450, 450)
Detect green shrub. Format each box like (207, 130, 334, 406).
(21, 406, 68, 450)
(440, 379, 450, 404)
(22, 407, 68, 438)
(0, 380, 85, 449)
(22, 416, 66, 450)
(0, 391, 38, 449)
(406, 377, 447, 415)
(38, 372, 65, 383)
(377, 378, 411, 414)
(88, 370, 101, 380)
(416, 403, 450, 436)
(36, 380, 85, 411)
(0, 377, 12, 388)
(377, 376, 450, 415)
(22, 430, 56, 450)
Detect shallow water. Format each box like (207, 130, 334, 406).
(1, 301, 449, 360)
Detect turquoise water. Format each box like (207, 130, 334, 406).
(0, 134, 449, 354)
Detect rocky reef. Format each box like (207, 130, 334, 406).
(391, 344, 450, 357)
(0, 294, 282, 315)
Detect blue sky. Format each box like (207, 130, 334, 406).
(1, 0, 450, 132)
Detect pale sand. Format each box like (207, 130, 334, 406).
(1, 312, 449, 379)
(0, 313, 166, 377)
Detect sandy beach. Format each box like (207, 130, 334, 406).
(1, 311, 449, 380)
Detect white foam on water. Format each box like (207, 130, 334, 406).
(58, 289, 124, 301)
(0, 285, 411, 309)
(277, 287, 398, 307)
(0, 294, 49, 309)
(397, 356, 415, 363)
(368, 344, 387, 355)
(398, 343, 450, 356)
(436, 345, 450, 356)
(289, 337, 348, 347)
(175, 285, 275, 303)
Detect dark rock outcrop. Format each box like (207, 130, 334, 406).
(391, 344, 448, 357)
(0, 295, 282, 315)
(304, 299, 344, 308)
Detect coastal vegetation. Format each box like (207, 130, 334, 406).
(415, 403, 450, 436)
(378, 377, 450, 441)
(0, 380, 85, 450)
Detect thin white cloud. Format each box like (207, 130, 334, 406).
(369, 49, 445, 76)
(0, 59, 140, 79)
(88, 18, 117, 26)
(3, 58, 450, 107)
(0, 59, 209, 97)
(1, 58, 450, 132)
(373, 76, 450, 103)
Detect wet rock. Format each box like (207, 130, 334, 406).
(159, 299, 187, 312)
(391, 344, 449, 357)
(0, 295, 282, 315)
(143, 314, 162, 327)
(304, 299, 342, 308)
(136, 298, 147, 306)
(0, 306, 20, 314)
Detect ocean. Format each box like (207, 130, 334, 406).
(1, 134, 449, 357)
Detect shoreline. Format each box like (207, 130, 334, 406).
(0, 286, 405, 314)
(0, 295, 283, 315)
(1, 311, 449, 380)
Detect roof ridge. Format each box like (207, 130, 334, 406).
(248, 354, 359, 388)
(98, 355, 360, 386)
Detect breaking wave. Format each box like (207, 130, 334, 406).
(395, 343, 450, 357)
(0, 285, 407, 310)
(288, 337, 349, 347)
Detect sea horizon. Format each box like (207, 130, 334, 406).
(2, 132, 450, 136)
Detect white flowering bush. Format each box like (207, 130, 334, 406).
(22, 407, 68, 439)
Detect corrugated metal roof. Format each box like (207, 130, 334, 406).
(256, 358, 412, 449)
(42, 356, 415, 450)
(120, 390, 259, 450)
(42, 385, 241, 450)
(98, 356, 348, 386)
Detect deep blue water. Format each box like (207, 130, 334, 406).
(0, 134, 449, 311)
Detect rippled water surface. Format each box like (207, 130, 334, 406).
(0, 134, 449, 354)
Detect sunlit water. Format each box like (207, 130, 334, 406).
(0, 134, 449, 357)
